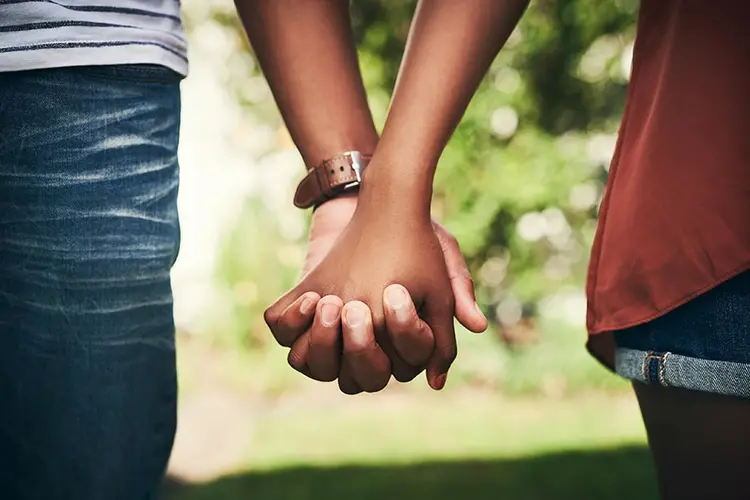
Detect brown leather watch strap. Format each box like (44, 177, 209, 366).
(293, 151, 371, 209)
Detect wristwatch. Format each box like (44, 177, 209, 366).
(293, 151, 371, 209)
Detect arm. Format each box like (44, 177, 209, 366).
(235, 0, 377, 167)
(366, 0, 530, 213)
(235, 0, 373, 275)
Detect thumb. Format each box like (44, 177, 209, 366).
(434, 223, 488, 333)
(450, 274, 488, 334)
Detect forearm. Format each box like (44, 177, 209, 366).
(235, 0, 377, 167)
(368, 0, 529, 206)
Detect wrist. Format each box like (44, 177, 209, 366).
(357, 155, 435, 218)
(299, 131, 378, 170)
(311, 191, 358, 230)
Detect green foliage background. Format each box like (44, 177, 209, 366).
(185, 0, 638, 393)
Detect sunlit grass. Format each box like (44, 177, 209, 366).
(166, 390, 656, 500)
(246, 390, 646, 468)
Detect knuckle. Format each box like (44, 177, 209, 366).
(402, 348, 432, 368)
(307, 350, 339, 382)
(287, 349, 306, 373)
(437, 342, 458, 364)
(393, 367, 420, 383)
(363, 376, 390, 393)
(388, 328, 417, 356)
(393, 332, 432, 363)
(338, 380, 362, 395)
(310, 368, 338, 383)
(440, 232, 460, 251)
(446, 233, 460, 249)
(263, 306, 280, 329)
(275, 332, 294, 348)
(451, 269, 474, 285)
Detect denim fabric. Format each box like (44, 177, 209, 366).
(0, 65, 181, 499)
(614, 270, 750, 398)
(615, 348, 750, 398)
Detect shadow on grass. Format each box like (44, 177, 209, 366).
(162, 445, 657, 500)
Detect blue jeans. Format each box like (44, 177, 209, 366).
(614, 270, 750, 398)
(0, 65, 181, 499)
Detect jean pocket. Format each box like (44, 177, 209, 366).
(78, 64, 183, 85)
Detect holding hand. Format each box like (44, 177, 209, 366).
(264, 182, 487, 394)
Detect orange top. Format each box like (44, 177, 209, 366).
(586, 0, 750, 366)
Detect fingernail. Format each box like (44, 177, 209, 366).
(300, 296, 316, 315)
(321, 302, 340, 326)
(345, 305, 366, 329)
(386, 286, 409, 321)
(434, 373, 447, 390)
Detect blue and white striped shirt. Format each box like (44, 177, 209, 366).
(0, 0, 188, 75)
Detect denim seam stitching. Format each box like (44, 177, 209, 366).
(658, 352, 670, 387)
(641, 351, 652, 384)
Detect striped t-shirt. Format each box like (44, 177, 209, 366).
(0, 0, 188, 76)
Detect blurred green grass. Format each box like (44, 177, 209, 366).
(164, 390, 655, 500)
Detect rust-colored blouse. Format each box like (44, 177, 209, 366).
(586, 0, 750, 366)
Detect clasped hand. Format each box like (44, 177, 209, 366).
(264, 186, 486, 394)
